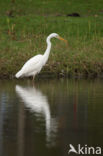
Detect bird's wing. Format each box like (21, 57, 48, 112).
(20, 54, 43, 75)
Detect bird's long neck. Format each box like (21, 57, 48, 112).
(43, 36, 51, 62)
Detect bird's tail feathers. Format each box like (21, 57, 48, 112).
(15, 70, 23, 78)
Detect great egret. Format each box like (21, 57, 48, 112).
(15, 33, 67, 80)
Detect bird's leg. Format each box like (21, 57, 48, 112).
(32, 75, 35, 83)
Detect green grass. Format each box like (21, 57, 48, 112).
(0, 0, 103, 78)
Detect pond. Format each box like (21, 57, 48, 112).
(0, 79, 103, 156)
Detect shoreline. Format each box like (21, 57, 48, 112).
(0, 71, 103, 79)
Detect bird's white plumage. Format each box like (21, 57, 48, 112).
(15, 33, 66, 79)
(16, 54, 43, 78)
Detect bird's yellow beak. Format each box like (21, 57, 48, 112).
(57, 36, 68, 44)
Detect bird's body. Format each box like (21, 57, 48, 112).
(16, 54, 43, 78)
(15, 33, 67, 80)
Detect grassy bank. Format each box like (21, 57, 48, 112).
(0, 0, 103, 78)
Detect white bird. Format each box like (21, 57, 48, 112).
(15, 33, 67, 81)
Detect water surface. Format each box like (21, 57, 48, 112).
(0, 79, 103, 156)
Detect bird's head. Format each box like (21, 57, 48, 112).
(48, 33, 68, 44)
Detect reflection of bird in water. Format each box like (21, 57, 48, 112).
(15, 85, 57, 146)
